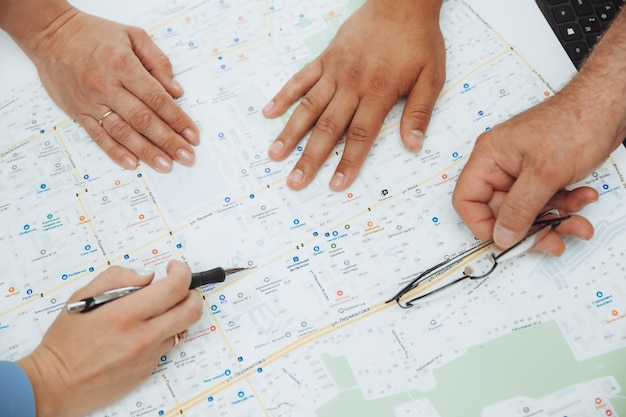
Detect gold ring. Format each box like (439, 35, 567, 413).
(172, 330, 188, 348)
(98, 110, 115, 126)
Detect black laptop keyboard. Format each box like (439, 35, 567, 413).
(536, 0, 625, 69)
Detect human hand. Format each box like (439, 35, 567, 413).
(18, 7, 200, 173)
(17, 260, 202, 417)
(452, 89, 625, 255)
(263, 0, 445, 191)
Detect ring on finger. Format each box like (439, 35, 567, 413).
(172, 330, 188, 348)
(98, 109, 115, 127)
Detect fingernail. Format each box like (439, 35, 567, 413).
(134, 267, 154, 277)
(262, 100, 275, 115)
(176, 148, 195, 166)
(288, 168, 304, 185)
(172, 78, 185, 96)
(154, 155, 172, 172)
(121, 155, 137, 170)
(406, 130, 425, 151)
(268, 140, 284, 156)
(182, 128, 200, 146)
(330, 171, 345, 189)
(493, 224, 519, 248)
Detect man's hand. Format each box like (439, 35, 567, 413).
(263, 0, 445, 191)
(452, 91, 623, 255)
(452, 7, 626, 255)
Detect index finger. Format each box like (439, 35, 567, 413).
(128, 26, 184, 99)
(120, 260, 192, 320)
(263, 61, 323, 119)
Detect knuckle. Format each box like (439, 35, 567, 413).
(155, 53, 173, 71)
(315, 116, 339, 137)
(83, 73, 109, 95)
(405, 103, 434, 124)
(108, 118, 133, 140)
(425, 69, 446, 90)
(89, 127, 110, 146)
(135, 144, 158, 163)
(368, 72, 388, 94)
(349, 64, 362, 85)
(143, 89, 170, 112)
(298, 151, 318, 168)
(346, 124, 370, 145)
(337, 155, 358, 171)
(128, 109, 154, 132)
(156, 134, 181, 153)
(128, 25, 148, 39)
(299, 93, 320, 112)
(103, 51, 134, 73)
(501, 202, 536, 227)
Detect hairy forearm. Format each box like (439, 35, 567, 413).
(0, 0, 76, 57)
(371, 0, 443, 21)
(562, 7, 626, 148)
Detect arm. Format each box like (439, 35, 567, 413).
(0, 0, 200, 173)
(452, 8, 626, 254)
(263, 0, 445, 191)
(0, 361, 35, 417)
(15, 260, 202, 417)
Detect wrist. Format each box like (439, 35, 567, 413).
(17, 349, 67, 417)
(0, 0, 76, 61)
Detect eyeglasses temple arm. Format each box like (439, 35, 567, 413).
(384, 239, 493, 304)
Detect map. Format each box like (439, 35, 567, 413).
(1, 0, 625, 416)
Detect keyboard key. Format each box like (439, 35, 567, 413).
(565, 40, 589, 60)
(573, 0, 594, 15)
(586, 33, 603, 48)
(558, 22, 584, 40)
(580, 16, 602, 32)
(596, 4, 616, 20)
(536, 0, 621, 69)
(552, 4, 576, 21)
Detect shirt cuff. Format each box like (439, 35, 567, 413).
(0, 360, 36, 417)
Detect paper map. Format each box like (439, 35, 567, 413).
(1, 0, 625, 416)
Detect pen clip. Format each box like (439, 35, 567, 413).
(65, 286, 142, 313)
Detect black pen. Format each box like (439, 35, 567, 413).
(65, 267, 247, 313)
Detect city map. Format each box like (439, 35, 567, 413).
(1, 0, 626, 416)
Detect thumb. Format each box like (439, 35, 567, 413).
(399, 70, 443, 151)
(493, 169, 560, 248)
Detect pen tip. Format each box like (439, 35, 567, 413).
(224, 267, 247, 275)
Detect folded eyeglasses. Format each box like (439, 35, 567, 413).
(385, 208, 571, 309)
